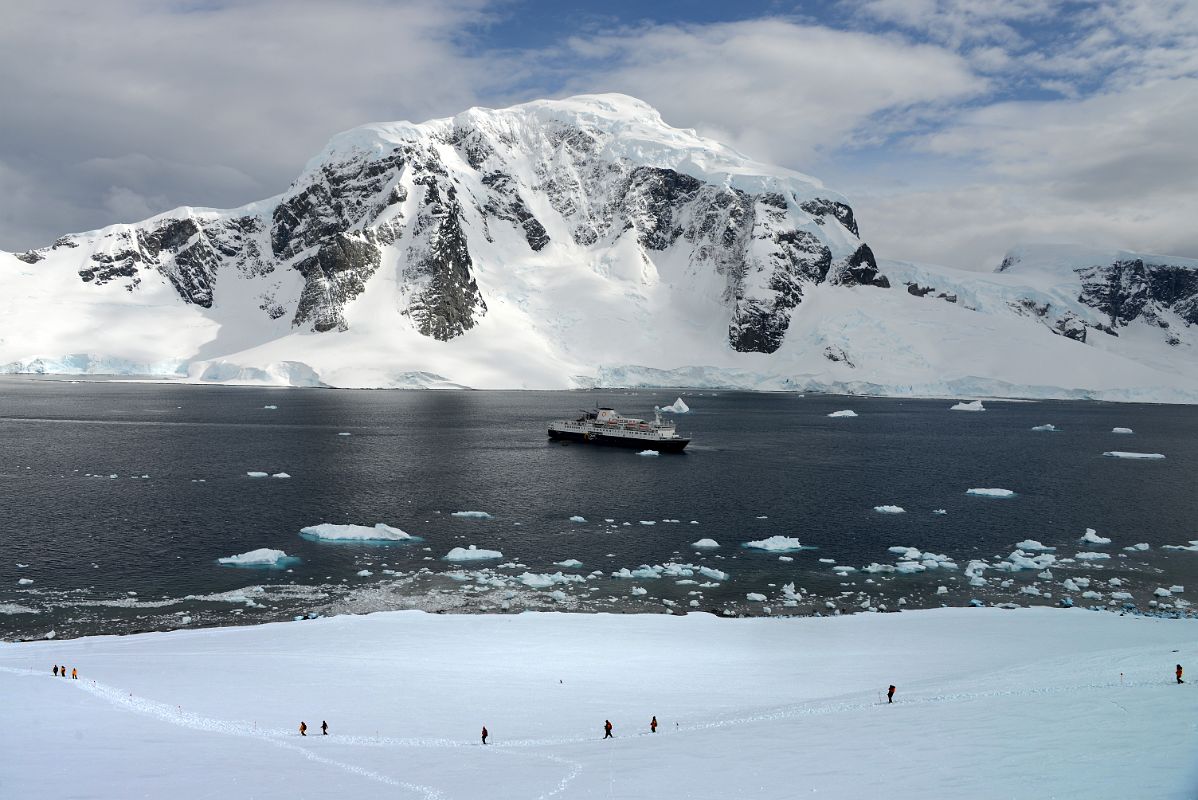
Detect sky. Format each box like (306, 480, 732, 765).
(1, 0, 1195, 270)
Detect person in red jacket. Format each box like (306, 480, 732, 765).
(887, 685, 896, 703)
(481, 726, 488, 745)
(650, 716, 657, 733)
(603, 720, 613, 739)
(1177, 664, 1185, 684)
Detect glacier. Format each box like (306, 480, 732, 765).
(2, 94, 1197, 401)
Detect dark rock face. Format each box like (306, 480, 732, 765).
(402, 178, 486, 341)
(830, 244, 889, 288)
(800, 198, 859, 237)
(1078, 258, 1198, 327)
(14, 250, 43, 264)
(292, 234, 382, 332)
(480, 172, 550, 252)
(823, 344, 855, 367)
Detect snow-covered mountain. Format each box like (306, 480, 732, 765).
(3, 94, 1197, 400)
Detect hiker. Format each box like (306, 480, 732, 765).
(481, 726, 488, 745)
(603, 720, 613, 739)
(887, 685, 896, 703)
(71, 668, 77, 680)
(299, 721, 307, 737)
(321, 720, 328, 736)
(60, 665, 66, 677)
(53, 665, 58, 677)
(1177, 664, 1185, 684)
(650, 716, 657, 733)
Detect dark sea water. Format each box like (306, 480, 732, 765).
(1, 377, 1196, 640)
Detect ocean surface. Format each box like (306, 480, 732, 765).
(1, 378, 1196, 640)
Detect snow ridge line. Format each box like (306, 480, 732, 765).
(0, 668, 444, 800)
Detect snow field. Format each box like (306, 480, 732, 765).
(1, 608, 1195, 800)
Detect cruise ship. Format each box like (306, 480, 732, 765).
(548, 407, 690, 452)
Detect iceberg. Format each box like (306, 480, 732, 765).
(827, 410, 858, 418)
(452, 511, 493, 518)
(1031, 424, 1058, 431)
(691, 538, 720, 549)
(1079, 528, 1111, 545)
(658, 397, 690, 413)
(1111, 427, 1134, 434)
(246, 471, 268, 478)
(1014, 540, 1055, 552)
(874, 505, 906, 514)
(554, 559, 584, 568)
(743, 536, 804, 552)
(445, 545, 503, 561)
(967, 488, 1015, 498)
(950, 400, 986, 411)
(217, 548, 293, 567)
(1102, 451, 1164, 459)
(568, 515, 586, 523)
(300, 523, 417, 542)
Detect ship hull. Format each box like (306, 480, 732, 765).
(547, 428, 689, 453)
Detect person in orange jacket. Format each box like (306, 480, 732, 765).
(481, 726, 488, 745)
(603, 720, 613, 739)
(1177, 664, 1185, 684)
(650, 716, 657, 733)
(299, 721, 307, 736)
(71, 668, 77, 680)
(887, 685, 896, 703)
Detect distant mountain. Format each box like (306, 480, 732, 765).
(2, 94, 1196, 400)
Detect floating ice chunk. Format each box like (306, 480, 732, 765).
(698, 566, 729, 581)
(827, 410, 858, 418)
(889, 546, 922, 559)
(612, 565, 661, 580)
(519, 572, 585, 589)
(779, 556, 793, 562)
(1108, 578, 1122, 587)
(1082, 590, 1104, 600)
(874, 505, 906, 514)
(746, 592, 767, 602)
(950, 400, 985, 411)
(1110, 591, 1133, 600)
(782, 583, 802, 601)
(630, 586, 648, 596)
(1014, 540, 1055, 552)
(1062, 578, 1080, 592)
(832, 565, 858, 573)
(932, 509, 948, 515)
(1163, 540, 1198, 551)
(1020, 586, 1041, 596)
(356, 569, 373, 577)
(1124, 543, 1150, 552)
(548, 590, 568, 602)
(864, 563, 896, 574)
(896, 561, 927, 574)
(263, 405, 278, 410)
(271, 472, 291, 479)
(743, 536, 803, 552)
(17, 578, 33, 585)
(0, 603, 41, 614)
(658, 397, 690, 413)
(637, 450, 660, 457)
(45, 631, 56, 640)
(966, 488, 1015, 498)
(1111, 427, 1134, 434)
(1000, 550, 1056, 571)
(1170, 585, 1185, 593)
(246, 471, 268, 478)
(217, 548, 293, 567)
(818, 558, 836, 564)
(445, 545, 503, 561)
(1154, 587, 1173, 597)
(1031, 424, 1058, 431)
(568, 515, 586, 523)
(301, 523, 416, 542)
(1075, 552, 1110, 560)
(452, 511, 492, 519)
(337, 432, 352, 436)
(1079, 528, 1111, 545)
(554, 559, 584, 568)
(1102, 451, 1164, 459)
(936, 586, 949, 594)
(691, 538, 720, 549)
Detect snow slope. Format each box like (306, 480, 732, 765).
(1, 608, 1195, 799)
(2, 95, 1196, 400)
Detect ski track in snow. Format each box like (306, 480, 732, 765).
(5, 658, 1174, 799)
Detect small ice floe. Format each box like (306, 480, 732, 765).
(818, 558, 836, 564)
(246, 471, 269, 478)
(691, 538, 720, 549)
(631, 586, 648, 596)
(1110, 591, 1133, 601)
(452, 511, 493, 519)
(743, 536, 804, 552)
(950, 400, 985, 411)
(1079, 528, 1111, 545)
(637, 450, 660, 457)
(699, 566, 729, 581)
(932, 509, 948, 515)
(519, 572, 585, 589)
(217, 548, 294, 567)
(746, 593, 768, 602)
(17, 578, 33, 585)
(356, 569, 373, 577)
(873, 505, 905, 514)
(1163, 540, 1198, 552)
(300, 523, 417, 542)
(639, 520, 656, 526)
(612, 566, 661, 580)
(444, 545, 503, 561)
(779, 556, 793, 562)
(966, 488, 1015, 498)
(755, 515, 769, 519)
(568, 515, 586, 523)
(1124, 543, 1150, 552)
(1075, 552, 1110, 561)
(1111, 427, 1134, 434)
(1154, 587, 1173, 598)
(554, 559, 584, 569)
(337, 432, 352, 436)
(271, 472, 291, 479)
(1014, 539, 1055, 552)
(936, 586, 949, 594)
(827, 410, 857, 418)
(658, 397, 690, 414)
(1031, 424, 1058, 432)
(1102, 451, 1164, 460)
(263, 405, 278, 410)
